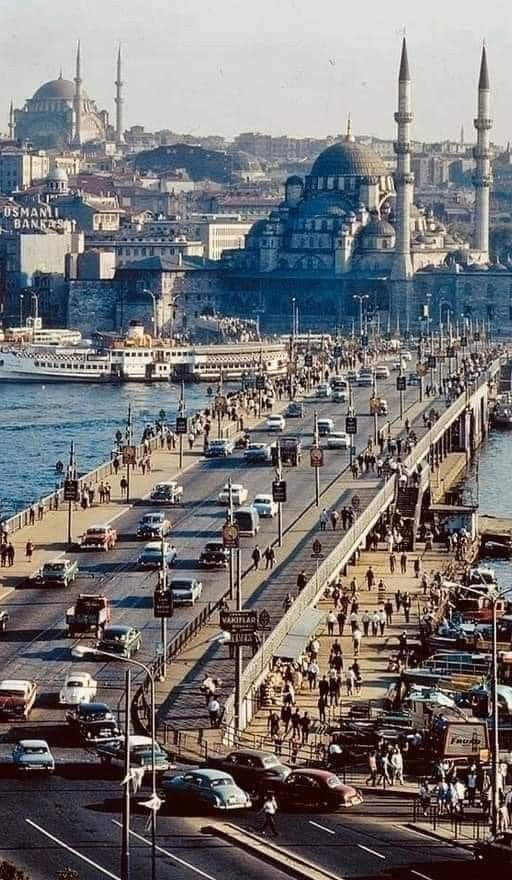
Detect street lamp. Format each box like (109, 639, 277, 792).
(31, 291, 39, 321)
(143, 288, 158, 338)
(353, 294, 369, 337)
(73, 644, 159, 880)
(19, 293, 24, 329)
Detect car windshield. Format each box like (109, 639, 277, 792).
(255, 496, 270, 504)
(172, 581, 193, 590)
(87, 529, 106, 536)
(44, 563, 66, 571)
(66, 680, 86, 688)
(210, 777, 232, 787)
(21, 746, 48, 755)
(327, 775, 342, 788)
(262, 755, 279, 768)
(0, 688, 24, 697)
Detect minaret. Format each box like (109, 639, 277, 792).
(473, 45, 492, 259)
(8, 100, 14, 139)
(391, 37, 414, 280)
(115, 44, 124, 146)
(73, 40, 82, 145)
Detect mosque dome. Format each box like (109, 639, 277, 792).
(33, 77, 84, 101)
(47, 166, 69, 182)
(310, 140, 387, 179)
(361, 216, 395, 238)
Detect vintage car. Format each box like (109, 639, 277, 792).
(217, 483, 248, 506)
(137, 541, 177, 570)
(59, 671, 98, 706)
(36, 558, 79, 587)
(244, 443, 272, 465)
(271, 769, 363, 811)
(265, 414, 286, 432)
(12, 740, 55, 773)
(0, 679, 37, 720)
(285, 402, 305, 418)
(163, 768, 252, 812)
(252, 494, 278, 518)
(67, 702, 121, 745)
(136, 512, 171, 540)
(149, 481, 183, 505)
(95, 735, 171, 774)
(208, 749, 290, 793)
(199, 542, 229, 569)
(96, 625, 142, 659)
(79, 524, 117, 551)
(205, 439, 234, 458)
(169, 577, 203, 606)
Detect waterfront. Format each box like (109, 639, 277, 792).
(0, 381, 213, 517)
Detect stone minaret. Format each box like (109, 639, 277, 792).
(115, 44, 124, 145)
(473, 45, 492, 259)
(391, 37, 414, 281)
(73, 40, 82, 145)
(8, 100, 14, 139)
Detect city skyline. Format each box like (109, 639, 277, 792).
(1, 0, 512, 144)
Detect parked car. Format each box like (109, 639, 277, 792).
(252, 494, 278, 518)
(169, 577, 203, 606)
(475, 831, 512, 866)
(67, 701, 121, 745)
(136, 512, 171, 540)
(217, 483, 248, 506)
(272, 768, 363, 811)
(244, 443, 272, 465)
(285, 401, 304, 418)
(12, 740, 55, 773)
(199, 542, 229, 569)
(0, 679, 37, 720)
(206, 439, 234, 457)
(36, 558, 79, 587)
(149, 480, 183, 505)
(97, 625, 142, 659)
(79, 524, 117, 551)
(163, 768, 252, 812)
(326, 431, 350, 450)
(96, 735, 171, 774)
(137, 541, 177, 569)
(208, 749, 290, 793)
(266, 414, 286, 432)
(59, 671, 98, 706)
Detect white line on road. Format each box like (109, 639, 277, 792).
(357, 844, 385, 859)
(308, 820, 336, 835)
(411, 871, 433, 880)
(111, 820, 218, 880)
(26, 819, 120, 880)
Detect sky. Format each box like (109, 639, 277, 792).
(1, 0, 512, 144)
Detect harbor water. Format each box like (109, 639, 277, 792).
(0, 381, 215, 517)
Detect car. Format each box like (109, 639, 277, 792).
(97, 625, 142, 658)
(326, 431, 350, 450)
(357, 372, 374, 387)
(317, 418, 335, 436)
(475, 831, 512, 866)
(332, 389, 348, 402)
(59, 671, 97, 706)
(408, 372, 420, 386)
(169, 577, 203, 606)
(0, 679, 37, 720)
(96, 735, 171, 774)
(163, 768, 252, 812)
(217, 483, 248, 506)
(272, 768, 363, 811)
(0, 610, 9, 633)
(199, 542, 229, 569)
(206, 439, 234, 457)
(391, 360, 402, 371)
(149, 480, 183, 504)
(316, 383, 332, 398)
(347, 369, 359, 382)
(79, 524, 117, 551)
(137, 541, 177, 569)
(67, 701, 121, 744)
(285, 402, 304, 418)
(208, 749, 290, 793)
(375, 365, 390, 379)
(36, 558, 79, 587)
(401, 350, 413, 361)
(265, 414, 286, 432)
(378, 399, 389, 416)
(12, 740, 55, 773)
(252, 494, 278, 518)
(136, 512, 171, 539)
(244, 443, 272, 465)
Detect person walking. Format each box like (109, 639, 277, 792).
(400, 552, 407, 574)
(362, 610, 370, 637)
(352, 626, 362, 658)
(330, 509, 340, 531)
(366, 750, 378, 786)
(251, 545, 261, 570)
(384, 599, 394, 626)
(326, 610, 336, 637)
(307, 659, 319, 690)
(336, 609, 346, 636)
(259, 794, 278, 837)
(389, 552, 396, 574)
(7, 542, 15, 567)
(207, 696, 221, 727)
(300, 711, 311, 744)
(0, 544, 7, 567)
(25, 540, 34, 562)
(297, 570, 307, 593)
(365, 566, 375, 591)
(319, 508, 328, 531)
(264, 545, 275, 569)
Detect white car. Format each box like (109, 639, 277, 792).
(252, 494, 278, 517)
(217, 483, 248, 505)
(332, 389, 348, 402)
(327, 431, 351, 450)
(316, 383, 332, 398)
(266, 414, 286, 431)
(401, 351, 413, 361)
(375, 365, 390, 379)
(59, 672, 97, 706)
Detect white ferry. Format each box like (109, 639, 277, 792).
(0, 321, 288, 384)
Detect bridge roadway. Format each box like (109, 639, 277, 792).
(0, 367, 424, 742)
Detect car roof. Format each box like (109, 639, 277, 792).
(142, 542, 164, 550)
(128, 735, 152, 746)
(190, 768, 233, 780)
(65, 672, 91, 681)
(142, 512, 164, 519)
(17, 739, 50, 748)
(254, 494, 271, 500)
(170, 577, 195, 586)
(290, 767, 343, 781)
(103, 625, 131, 635)
(0, 679, 32, 689)
(87, 524, 108, 531)
(229, 748, 277, 759)
(78, 702, 111, 712)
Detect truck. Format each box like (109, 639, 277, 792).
(276, 436, 302, 466)
(0, 679, 37, 720)
(66, 593, 111, 638)
(79, 524, 117, 551)
(35, 558, 79, 587)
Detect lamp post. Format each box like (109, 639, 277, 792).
(19, 293, 24, 329)
(32, 291, 39, 321)
(353, 294, 369, 338)
(73, 644, 159, 880)
(143, 288, 158, 337)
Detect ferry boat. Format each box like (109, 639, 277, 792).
(0, 321, 288, 384)
(491, 395, 512, 429)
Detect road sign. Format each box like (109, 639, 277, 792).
(230, 630, 256, 647)
(256, 375, 265, 390)
(259, 609, 271, 629)
(63, 479, 79, 502)
(427, 355, 437, 369)
(122, 445, 137, 465)
(153, 589, 174, 618)
(220, 610, 258, 631)
(396, 376, 406, 391)
(304, 353, 313, 367)
(159, 409, 166, 420)
(351, 494, 361, 510)
(175, 416, 188, 435)
(272, 480, 287, 503)
(312, 539, 323, 558)
(345, 415, 358, 435)
(350, 445, 356, 456)
(310, 447, 324, 467)
(222, 522, 240, 549)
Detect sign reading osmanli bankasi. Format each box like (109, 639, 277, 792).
(1, 204, 77, 233)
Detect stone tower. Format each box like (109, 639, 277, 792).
(8, 99, 14, 139)
(115, 44, 124, 146)
(73, 40, 82, 145)
(391, 37, 414, 281)
(473, 45, 492, 259)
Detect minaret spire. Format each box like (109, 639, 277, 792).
(391, 37, 414, 283)
(473, 43, 492, 259)
(345, 113, 354, 143)
(8, 99, 14, 139)
(73, 40, 82, 145)
(115, 43, 124, 146)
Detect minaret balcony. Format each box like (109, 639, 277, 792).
(394, 111, 414, 124)
(473, 117, 493, 130)
(393, 141, 411, 154)
(472, 174, 493, 187)
(473, 146, 492, 160)
(394, 172, 414, 186)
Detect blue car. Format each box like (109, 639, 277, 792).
(163, 768, 252, 812)
(12, 739, 55, 773)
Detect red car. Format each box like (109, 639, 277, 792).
(271, 768, 363, 811)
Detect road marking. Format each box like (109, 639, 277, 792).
(411, 872, 433, 880)
(26, 819, 120, 879)
(112, 820, 218, 879)
(309, 820, 336, 835)
(357, 844, 385, 859)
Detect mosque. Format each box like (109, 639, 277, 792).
(221, 41, 510, 334)
(10, 43, 124, 149)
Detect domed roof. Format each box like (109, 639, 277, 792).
(286, 175, 303, 185)
(33, 77, 84, 101)
(361, 215, 395, 237)
(47, 166, 68, 181)
(310, 140, 387, 179)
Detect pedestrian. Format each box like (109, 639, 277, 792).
(207, 696, 221, 727)
(400, 552, 407, 574)
(317, 695, 328, 723)
(29, 507, 35, 526)
(384, 599, 394, 626)
(346, 666, 355, 696)
(120, 476, 128, 497)
(362, 610, 370, 637)
(330, 509, 340, 531)
(371, 611, 379, 637)
(25, 540, 34, 562)
(352, 627, 362, 657)
(326, 610, 336, 636)
(296, 570, 307, 593)
(389, 552, 396, 574)
(378, 608, 386, 636)
(403, 594, 411, 624)
(268, 710, 280, 738)
(0, 544, 6, 567)
(264, 545, 275, 569)
(291, 708, 301, 737)
(391, 746, 404, 785)
(283, 592, 294, 611)
(259, 793, 279, 837)
(337, 609, 346, 636)
(7, 542, 15, 567)
(307, 660, 319, 690)
(251, 545, 261, 570)
(309, 637, 320, 660)
(366, 750, 378, 786)
(413, 557, 421, 578)
(320, 508, 328, 531)
(365, 565, 375, 591)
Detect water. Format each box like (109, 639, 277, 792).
(0, 382, 215, 517)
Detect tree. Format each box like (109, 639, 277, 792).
(0, 861, 30, 880)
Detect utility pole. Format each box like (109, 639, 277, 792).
(234, 548, 243, 734)
(67, 440, 76, 547)
(216, 370, 224, 439)
(121, 667, 131, 880)
(276, 438, 283, 547)
(313, 410, 320, 507)
(372, 374, 379, 444)
(228, 477, 235, 601)
(159, 536, 168, 679)
(126, 403, 133, 502)
(178, 380, 185, 469)
(398, 363, 404, 420)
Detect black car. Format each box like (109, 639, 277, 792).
(285, 402, 304, 418)
(208, 749, 290, 793)
(67, 702, 121, 745)
(475, 832, 512, 866)
(199, 542, 229, 569)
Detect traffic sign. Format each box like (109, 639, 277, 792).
(154, 589, 174, 618)
(312, 539, 323, 558)
(63, 479, 80, 502)
(396, 376, 406, 392)
(159, 409, 166, 420)
(259, 609, 271, 629)
(272, 480, 287, 503)
(345, 416, 358, 435)
(351, 494, 361, 510)
(230, 630, 255, 647)
(220, 609, 258, 631)
(310, 447, 324, 467)
(304, 353, 313, 367)
(222, 522, 240, 549)
(256, 375, 266, 390)
(350, 445, 357, 457)
(122, 445, 137, 465)
(175, 416, 188, 434)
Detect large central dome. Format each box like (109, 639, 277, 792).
(311, 140, 387, 178)
(33, 77, 85, 101)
